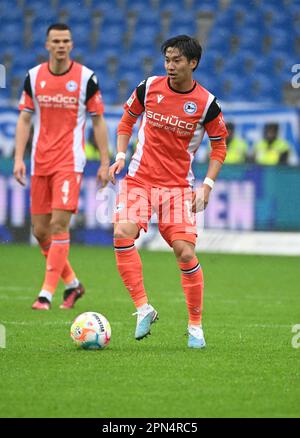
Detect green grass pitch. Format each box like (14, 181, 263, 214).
(0, 244, 299, 418)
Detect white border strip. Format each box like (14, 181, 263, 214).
(142, 229, 300, 255)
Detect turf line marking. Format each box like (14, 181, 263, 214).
(0, 321, 290, 328)
(0, 321, 72, 326)
(209, 323, 292, 329)
(0, 295, 31, 300)
(0, 320, 122, 326)
(249, 324, 292, 328)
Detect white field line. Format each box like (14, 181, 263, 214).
(0, 288, 297, 303)
(0, 295, 31, 300)
(0, 296, 294, 306)
(0, 320, 290, 329)
(216, 323, 293, 329)
(249, 324, 293, 328)
(171, 297, 296, 305)
(0, 320, 72, 326)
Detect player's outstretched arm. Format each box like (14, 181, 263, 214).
(14, 110, 32, 186)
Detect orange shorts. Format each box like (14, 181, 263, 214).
(113, 176, 197, 246)
(30, 172, 82, 215)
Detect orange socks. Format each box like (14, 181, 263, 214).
(41, 233, 70, 295)
(60, 261, 77, 285)
(114, 238, 148, 308)
(114, 238, 203, 323)
(39, 238, 76, 285)
(178, 256, 204, 325)
(39, 239, 51, 257)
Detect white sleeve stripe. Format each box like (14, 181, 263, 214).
(29, 64, 42, 175)
(199, 92, 215, 124)
(145, 76, 157, 102)
(128, 109, 139, 117)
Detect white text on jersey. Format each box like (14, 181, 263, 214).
(146, 110, 195, 131)
(37, 94, 77, 104)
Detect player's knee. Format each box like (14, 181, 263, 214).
(178, 250, 195, 264)
(173, 241, 195, 263)
(50, 219, 68, 235)
(32, 224, 49, 242)
(114, 224, 136, 239)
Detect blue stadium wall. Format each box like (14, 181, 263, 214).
(0, 105, 300, 244)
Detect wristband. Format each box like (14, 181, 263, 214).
(115, 152, 126, 161)
(203, 177, 215, 189)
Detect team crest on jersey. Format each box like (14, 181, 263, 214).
(66, 80, 78, 92)
(183, 102, 197, 114)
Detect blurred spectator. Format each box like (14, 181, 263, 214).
(254, 123, 290, 165)
(85, 131, 114, 161)
(85, 131, 100, 161)
(225, 122, 248, 164)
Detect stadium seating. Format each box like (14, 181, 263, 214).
(0, 0, 299, 104)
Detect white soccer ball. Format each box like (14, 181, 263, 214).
(70, 312, 111, 350)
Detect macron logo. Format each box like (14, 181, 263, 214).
(40, 81, 46, 88)
(157, 94, 164, 103)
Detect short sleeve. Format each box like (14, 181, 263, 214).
(204, 98, 228, 140)
(86, 74, 104, 116)
(18, 74, 35, 112)
(123, 79, 146, 117)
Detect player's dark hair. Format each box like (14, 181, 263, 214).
(46, 23, 72, 36)
(161, 35, 202, 71)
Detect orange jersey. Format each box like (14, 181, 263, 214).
(19, 61, 104, 176)
(121, 76, 227, 188)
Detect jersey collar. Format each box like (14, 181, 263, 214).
(47, 61, 74, 76)
(166, 77, 197, 94)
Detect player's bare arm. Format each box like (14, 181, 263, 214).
(109, 80, 144, 185)
(192, 159, 223, 213)
(92, 114, 110, 188)
(109, 134, 129, 185)
(14, 110, 32, 186)
(192, 100, 227, 213)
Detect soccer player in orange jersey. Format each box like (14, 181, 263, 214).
(14, 23, 110, 310)
(109, 35, 227, 348)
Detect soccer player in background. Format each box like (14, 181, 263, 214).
(109, 35, 227, 348)
(14, 23, 110, 310)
